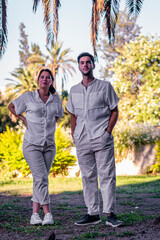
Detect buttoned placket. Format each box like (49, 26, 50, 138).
(36, 91, 52, 146)
(82, 80, 95, 139)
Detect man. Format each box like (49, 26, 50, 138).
(66, 52, 123, 227)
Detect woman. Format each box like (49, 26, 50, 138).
(8, 69, 64, 225)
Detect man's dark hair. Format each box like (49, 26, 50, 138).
(77, 52, 95, 64)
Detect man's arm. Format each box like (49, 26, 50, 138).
(70, 113, 77, 138)
(106, 106, 119, 134)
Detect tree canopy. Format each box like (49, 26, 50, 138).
(0, 0, 144, 58)
(112, 35, 160, 125)
(98, 9, 141, 79)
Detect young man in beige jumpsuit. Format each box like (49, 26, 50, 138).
(66, 52, 123, 227)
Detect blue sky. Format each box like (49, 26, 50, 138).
(0, 0, 160, 93)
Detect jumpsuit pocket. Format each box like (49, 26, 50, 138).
(103, 131, 113, 140)
(72, 93, 83, 109)
(88, 91, 105, 109)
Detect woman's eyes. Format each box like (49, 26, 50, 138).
(41, 76, 50, 79)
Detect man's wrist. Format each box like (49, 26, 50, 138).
(106, 127, 112, 134)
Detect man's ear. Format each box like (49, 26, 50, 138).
(93, 63, 95, 69)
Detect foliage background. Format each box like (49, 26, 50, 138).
(0, 125, 76, 178)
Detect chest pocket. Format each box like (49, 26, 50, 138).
(88, 91, 105, 110)
(26, 103, 43, 123)
(72, 93, 83, 109)
(48, 102, 59, 118)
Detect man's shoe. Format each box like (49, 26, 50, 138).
(75, 214, 101, 226)
(30, 213, 42, 225)
(106, 212, 123, 227)
(42, 213, 54, 225)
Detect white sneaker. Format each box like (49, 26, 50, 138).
(30, 213, 42, 225)
(42, 212, 54, 225)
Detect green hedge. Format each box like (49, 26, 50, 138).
(0, 125, 76, 178)
(113, 122, 160, 162)
(146, 140, 160, 174)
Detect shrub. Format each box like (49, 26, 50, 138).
(114, 122, 160, 162)
(0, 125, 76, 178)
(0, 126, 30, 178)
(51, 124, 76, 176)
(146, 140, 160, 174)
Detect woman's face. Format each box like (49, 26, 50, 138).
(38, 71, 52, 90)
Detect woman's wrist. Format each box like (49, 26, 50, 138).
(18, 114, 25, 122)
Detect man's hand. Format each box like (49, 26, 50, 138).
(106, 106, 119, 134)
(71, 113, 77, 138)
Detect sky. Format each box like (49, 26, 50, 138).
(0, 0, 160, 94)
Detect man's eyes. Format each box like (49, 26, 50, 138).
(80, 61, 91, 64)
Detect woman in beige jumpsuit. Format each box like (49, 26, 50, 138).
(8, 69, 63, 225)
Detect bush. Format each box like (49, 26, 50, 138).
(146, 140, 160, 174)
(114, 122, 160, 162)
(0, 125, 76, 178)
(51, 124, 76, 176)
(0, 126, 30, 178)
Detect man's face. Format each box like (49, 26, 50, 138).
(78, 56, 95, 76)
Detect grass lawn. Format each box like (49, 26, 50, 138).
(0, 175, 159, 195)
(0, 175, 160, 240)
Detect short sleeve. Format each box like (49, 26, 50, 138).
(12, 93, 27, 114)
(66, 89, 75, 114)
(107, 82, 119, 110)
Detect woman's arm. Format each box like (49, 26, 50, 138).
(8, 102, 28, 129)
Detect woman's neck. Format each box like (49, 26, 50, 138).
(38, 88, 49, 97)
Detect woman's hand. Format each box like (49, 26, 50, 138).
(23, 118, 28, 129)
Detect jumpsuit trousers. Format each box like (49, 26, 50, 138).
(23, 138, 56, 205)
(74, 127, 116, 215)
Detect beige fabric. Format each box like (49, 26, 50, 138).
(75, 127, 116, 215)
(12, 90, 64, 146)
(66, 79, 119, 140)
(23, 138, 56, 205)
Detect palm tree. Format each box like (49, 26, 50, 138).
(26, 41, 76, 89)
(46, 41, 76, 89)
(5, 66, 38, 101)
(0, 0, 144, 58)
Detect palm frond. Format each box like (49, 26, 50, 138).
(0, 0, 8, 58)
(41, 0, 61, 46)
(91, 0, 101, 56)
(33, 0, 41, 12)
(126, 0, 144, 17)
(53, 0, 61, 42)
(104, 0, 120, 43)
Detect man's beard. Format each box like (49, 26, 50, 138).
(82, 70, 92, 76)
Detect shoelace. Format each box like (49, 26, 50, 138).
(45, 213, 52, 220)
(34, 213, 41, 220)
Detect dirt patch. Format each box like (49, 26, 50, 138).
(0, 189, 160, 240)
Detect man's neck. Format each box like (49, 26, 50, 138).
(82, 75, 94, 87)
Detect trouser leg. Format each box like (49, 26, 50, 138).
(77, 149, 100, 215)
(43, 143, 56, 174)
(95, 139, 116, 213)
(23, 139, 55, 205)
(75, 129, 100, 215)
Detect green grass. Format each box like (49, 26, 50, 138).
(0, 175, 159, 196)
(119, 212, 156, 226)
(0, 175, 160, 239)
(71, 231, 106, 240)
